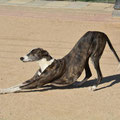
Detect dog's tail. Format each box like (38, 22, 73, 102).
(106, 38, 120, 62)
(105, 33, 120, 69)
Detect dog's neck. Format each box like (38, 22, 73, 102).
(37, 58, 54, 72)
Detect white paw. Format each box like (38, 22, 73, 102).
(0, 86, 21, 94)
(0, 89, 7, 94)
(89, 85, 97, 91)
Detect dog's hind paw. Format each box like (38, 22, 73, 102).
(89, 85, 97, 91)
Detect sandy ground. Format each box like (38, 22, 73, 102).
(0, 3, 120, 120)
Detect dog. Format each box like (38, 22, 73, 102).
(0, 31, 120, 94)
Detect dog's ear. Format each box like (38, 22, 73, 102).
(42, 49, 52, 60)
(42, 49, 49, 56)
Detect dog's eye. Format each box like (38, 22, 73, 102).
(31, 50, 35, 53)
(31, 50, 38, 54)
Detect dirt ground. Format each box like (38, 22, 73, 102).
(0, 3, 120, 120)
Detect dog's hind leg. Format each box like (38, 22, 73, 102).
(90, 57, 103, 91)
(73, 59, 92, 87)
(83, 59, 92, 80)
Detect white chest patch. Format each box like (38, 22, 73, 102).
(37, 71, 41, 76)
(37, 58, 54, 73)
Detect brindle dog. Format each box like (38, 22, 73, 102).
(0, 31, 120, 94)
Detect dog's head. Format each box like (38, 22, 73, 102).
(20, 48, 52, 62)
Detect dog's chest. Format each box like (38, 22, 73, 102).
(37, 58, 54, 76)
(37, 71, 41, 76)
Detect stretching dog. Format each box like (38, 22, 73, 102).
(0, 31, 120, 94)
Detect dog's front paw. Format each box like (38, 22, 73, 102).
(89, 85, 97, 91)
(0, 89, 7, 94)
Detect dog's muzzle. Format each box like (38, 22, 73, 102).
(20, 56, 32, 62)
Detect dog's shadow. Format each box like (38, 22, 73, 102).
(20, 74, 120, 93)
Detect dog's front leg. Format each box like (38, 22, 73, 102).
(0, 80, 39, 94)
(0, 84, 24, 94)
(0, 70, 41, 94)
